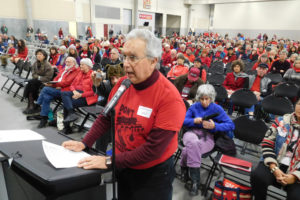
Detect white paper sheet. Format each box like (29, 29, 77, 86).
(42, 141, 90, 168)
(0, 129, 45, 143)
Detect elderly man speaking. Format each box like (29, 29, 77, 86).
(62, 29, 186, 200)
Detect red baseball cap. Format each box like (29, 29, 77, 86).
(188, 67, 200, 82)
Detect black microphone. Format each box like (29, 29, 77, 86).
(102, 79, 131, 116)
(202, 113, 219, 121)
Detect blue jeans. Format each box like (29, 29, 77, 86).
(61, 91, 87, 111)
(37, 87, 61, 116)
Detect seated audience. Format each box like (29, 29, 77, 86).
(36, 57, 80, 128)
(252, 54, 271, 71)
(101, 48, 121, 72)
(271, 50, 291, 76)
(79, 43, 92, 59)
(92, 64, 125, 106)
(91, 46, 101, 70)
(56, 46, 68, 68)
(180, 84, 234, 196)
(245, 63, 272, 117)
(0, 42, 15, 67)
(185, 47, 195, 63)
(191, 57, 207, 82)
(251, 99, 300, 200)
(23, 49, 54, 114)
(68, 44, 81, 65)
(199, 49, 211, 67)
(161, 43, 171, 66)
(11, 39, 28, 64)
(284, 56, 300, 86)
(223, 60, 248, 96)
(174, 67, 204, 105)
(223, 47, 237, 64)
(61, 58, 98, 134)
(48, 46, 59, 66)
(167, 53, 189, 80)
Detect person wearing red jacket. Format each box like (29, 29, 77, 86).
(167, 53, 189, 80)
(199, 49, 211, 67)
(223, 47, 237, 64)
(161, 44, 171, 66)
(36, 56, 80, 128)
(223, 60, 248, 94)
(252, 54, 271, 71)
(48, 46, 59, 66)
(11, 39, 28, 64)
(185, 47, 195, 63)
(223, 60, 248, 115)
(61, 58, 98, 127)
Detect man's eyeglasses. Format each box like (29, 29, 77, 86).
(122, 54, 148, 64)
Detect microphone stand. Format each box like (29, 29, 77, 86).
(110, 108, 117, 200)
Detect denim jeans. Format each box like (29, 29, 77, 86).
(37, 87, 61, 116)
(61, 91, 87, 111)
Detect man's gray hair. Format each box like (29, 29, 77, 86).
(279, 50, 288, 55)
(111, 48, 119, 56)
(67, 56, 77, 66)
(195, 84, 216, 102)
(126, 29, 162, 60)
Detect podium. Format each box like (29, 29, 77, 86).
(0, 127, 106, 200)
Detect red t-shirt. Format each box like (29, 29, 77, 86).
(251, 76, 261, 92)
(109, 73, 186, 169)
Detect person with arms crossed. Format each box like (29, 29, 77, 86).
(62, 29, 186, 200)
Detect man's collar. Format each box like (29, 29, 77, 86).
(132, 69, 159, 90)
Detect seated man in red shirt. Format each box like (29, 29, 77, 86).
(245, 63, 272, 117)
(161, 43, 171, 66)
(62, 29, 186, 200)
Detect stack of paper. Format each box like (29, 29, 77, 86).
(42, 141, 90, 168)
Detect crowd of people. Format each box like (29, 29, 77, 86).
(1, 27, 300, 199)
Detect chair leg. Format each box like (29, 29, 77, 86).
(203, 158, 218, 197)
(173, 148, 182, 168)
(78, 114, 90, 132)
(1, 78, 9, 91)
(241, 142, 248, 155)
(53, 101, 61, 113)
(7, 82, 15, 94)
(13, 86, 22, 98)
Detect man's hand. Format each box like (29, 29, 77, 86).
(44, 83, 53, 87)
(78, 156, 108, 169)
(91, 70, 102, 87)
(203, 119, 215, 130)
(253, 91, 261, 101)
(62, 140, 85, 152)
(194, 117, 202, 124)
(72, 90, 82, 99)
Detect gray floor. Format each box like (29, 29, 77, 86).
(0, 63, 286, 200)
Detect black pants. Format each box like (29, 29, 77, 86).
(250, 162, 300, 200)
(116, 157, 175, 200)
(23, 79, 43, 100)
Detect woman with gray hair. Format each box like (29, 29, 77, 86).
(60, 58, 98, 134)
(180, 84, 235, 196)
(270, 50, 291, 76)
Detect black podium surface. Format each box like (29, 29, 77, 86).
(0, 128, 106, 199)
